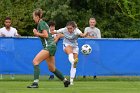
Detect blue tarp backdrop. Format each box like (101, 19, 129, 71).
(0, 37, 140, 76)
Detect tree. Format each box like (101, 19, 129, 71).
(0, 0, 139, 37)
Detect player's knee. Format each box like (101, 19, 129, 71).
(33, 59, 39, 65)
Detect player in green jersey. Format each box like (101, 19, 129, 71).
(27, 8, 70, 88)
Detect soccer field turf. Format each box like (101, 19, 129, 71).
(0, 81, 140, 93)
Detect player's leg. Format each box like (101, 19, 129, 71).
(64, 45, 75, 64)
(46, 56, 70, 87)
(70, 47, 79, 85)
(27, 50, 50, 88)
(64, 44, 78, 85)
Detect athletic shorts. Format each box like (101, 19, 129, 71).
(44, 44, 56, 56)
(63, 43, 79, 54)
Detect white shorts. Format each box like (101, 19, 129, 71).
(63, 43, 79, 54)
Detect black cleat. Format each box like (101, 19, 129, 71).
(64, 80, 70, 87)
(27, 82, 39, 88)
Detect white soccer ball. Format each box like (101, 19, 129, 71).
(81, 44, 92, 55)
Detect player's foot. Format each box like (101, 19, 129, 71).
(27, 82, 39, 88)
(73, 58, 78, 68)
(64, 80, 70, 87)
(70, 82, 74, 85)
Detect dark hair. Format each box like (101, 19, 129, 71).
(33, 8, 43, 18)
(5, 17, 11, 20)
(66, 21, 77, 28)
(48, 21, 56, 27)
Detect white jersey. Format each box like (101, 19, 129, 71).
(0, 27, 18, 37)
(84, 27, 101, 38)
(56, 27, 82, 47)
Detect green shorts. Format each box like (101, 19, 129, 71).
(44, 44, 56, 56)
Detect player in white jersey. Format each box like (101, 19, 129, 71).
(84, 18, 101, 38)
(0, 17, 20, 37)
(55, 21, 84, 85)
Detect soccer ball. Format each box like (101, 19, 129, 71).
(81, 44, 92, 55)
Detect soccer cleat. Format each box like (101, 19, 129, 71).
(64, 80, 70, 87)
(73, 58, 78, 68)
(27, 82, 39, 88)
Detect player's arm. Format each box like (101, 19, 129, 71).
(54, 33, 64, 43)
(83, 27, 88, 37)
(57, 33, 64, 38)
(56, 28, 65, 33)
(80, 33, 85, 37)
(76, 28, 85, 37)
(82, 32, 87, 37)
(50, 28, 65, 35)
(53, 28, 65, 42)
(33, 28, 48, 38)
(83, 27, 94, 38)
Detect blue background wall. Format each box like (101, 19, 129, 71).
(0, 37, 140, 76)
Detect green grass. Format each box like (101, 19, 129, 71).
(0, 80, 140, 93)
(1, 75, 140, 93)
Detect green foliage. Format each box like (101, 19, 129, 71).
(0, 0, 36, 36)
(0, 0, 140, 37)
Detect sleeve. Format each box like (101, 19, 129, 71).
(39, 22, 49, 33)
(14, 28, 19, 36)
(56, 27, 66, 33)
(97, 29, 101, 38)
(75, 28, 82, 35)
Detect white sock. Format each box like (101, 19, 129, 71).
(34, 79, 39, 83)
(70, 65, 76, 80)
(70, 78, 73, 83)
(68, 53, 74, 64)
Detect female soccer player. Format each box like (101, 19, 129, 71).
(55, 21, 84, 85)
(27, 9, 70, 88)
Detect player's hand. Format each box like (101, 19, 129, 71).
(57, 33, 64, 38)
(80, 33, 85, 37)
(33, 29, 39, 37)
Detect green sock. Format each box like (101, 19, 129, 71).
(34, 65, 40, 80)
(53, 69, 64, 81)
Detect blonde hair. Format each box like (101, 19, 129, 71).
(33, 8, 43, 18)
(66, 21, 77, 28)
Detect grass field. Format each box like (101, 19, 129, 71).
(0, 76, 140, 93)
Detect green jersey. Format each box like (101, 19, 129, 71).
(37, 20, 56, 56)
